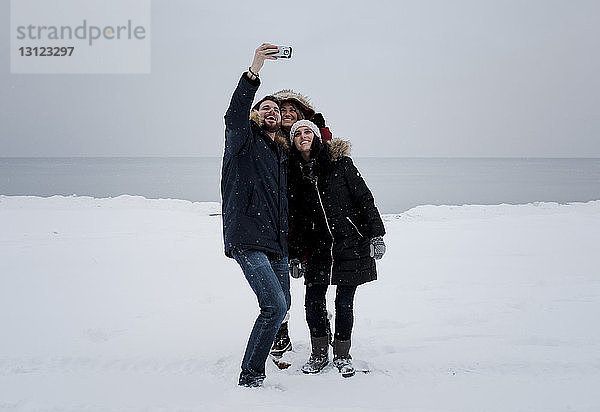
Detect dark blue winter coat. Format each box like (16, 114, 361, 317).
(221, 74, 288, 258)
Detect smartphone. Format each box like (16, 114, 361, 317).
(269, 46, 293, 59)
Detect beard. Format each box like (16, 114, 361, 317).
(261, 117, 281, 133)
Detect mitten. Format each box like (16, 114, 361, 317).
(312, 113, 326, 128)
(369, 236, 386, 260)
(289, 258, 304, 278)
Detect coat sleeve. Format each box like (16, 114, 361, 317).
(287, 180, 308, 260)
(319, 126, 333, 143)
(342, 157, 386, 238)
(224, 73, 260, 156)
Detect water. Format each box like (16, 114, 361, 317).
(356, 158, 600, 213)
(1, 157, 599, 214)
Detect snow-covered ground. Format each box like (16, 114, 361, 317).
(1, 195, 599, 411)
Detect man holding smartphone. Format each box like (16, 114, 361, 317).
(221, 43, 290, 387)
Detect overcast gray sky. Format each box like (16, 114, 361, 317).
(1, 0, 599, 157)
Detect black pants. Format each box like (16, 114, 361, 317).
(305, 283, 357, 341)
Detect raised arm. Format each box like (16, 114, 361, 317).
(224, 43, 279, 155)
(311, 113, 333, 143)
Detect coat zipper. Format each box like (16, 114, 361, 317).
(314, 180, 334, 284)
(346, 216, 364, 238)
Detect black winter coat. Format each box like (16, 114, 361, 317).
(221, 74, 288, 258)
(288, 139, 385, 285)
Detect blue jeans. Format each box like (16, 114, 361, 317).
(232, 249, 290, 376)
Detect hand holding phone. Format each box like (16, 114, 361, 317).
(268, 46, 293, 59)
(250, 43, 280, 75)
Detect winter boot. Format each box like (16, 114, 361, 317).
(270, 322, 292, 356)
(238, 369, 266, 387)
(333, 339, 355, 378)
(301, 335, 329, 374)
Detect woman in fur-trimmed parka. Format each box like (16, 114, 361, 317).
(267, 89, 333, 360)
(287, 120, 386, 377)
(272, 89, 333, 143)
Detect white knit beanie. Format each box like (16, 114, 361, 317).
(289, 119, 321, 143)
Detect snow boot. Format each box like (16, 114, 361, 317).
(238, 369, 266, 387)
(270, 321, 292, 356)
(333, 339, 355, 378)
(301, 335, 329, 374)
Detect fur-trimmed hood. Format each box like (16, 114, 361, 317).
(327, 138, 352, 162)
(249, 109, 289, 150)
(272, 89, 315, 119)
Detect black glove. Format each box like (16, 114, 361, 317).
(289, 258, 304, 278)
(312, 113, 326, 128)
(369, 236, 386, 260)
